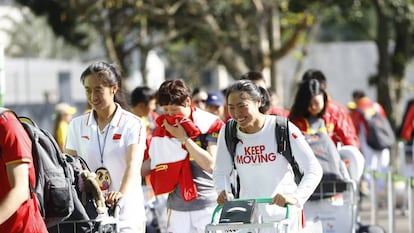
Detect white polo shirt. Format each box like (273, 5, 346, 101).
(66, 104, 146, 226)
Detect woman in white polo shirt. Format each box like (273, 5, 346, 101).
(64, 61, 146, 233)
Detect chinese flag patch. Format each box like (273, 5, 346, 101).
(113, 134, 122, 140)
(291, 132, 298, 139)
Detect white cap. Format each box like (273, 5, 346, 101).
(55, 103, 77, 115)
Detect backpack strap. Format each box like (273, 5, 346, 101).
(275, 115, 303, 184)
(224, 116, 303, 197)
(224, 119, 240, 198)
(224, 119, 238, 167)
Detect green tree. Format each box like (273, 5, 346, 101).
(371, 0, 414, 127)
(15, 0, 311, 105)
(1, 6, 84, 59)
(161, 0, 311, 104)
(15, 0, 194, 85)
(291, 0, 414, 128)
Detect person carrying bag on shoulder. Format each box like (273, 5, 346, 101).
(350, 89, 394, 206)
(0, 110, 48, 233)
(213, 80, 323, 232)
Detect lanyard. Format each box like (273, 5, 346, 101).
(97, 125, 110, 166)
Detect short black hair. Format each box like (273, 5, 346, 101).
(352, 89, 366, 99)
(130, 86, 156, 107)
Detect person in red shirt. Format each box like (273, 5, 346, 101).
(399, 99, 414, 186)
(399, 99, 414, 143)
(0, 110, 47, 233)
(301, 69, 360, 148)
(289, 79, 330, 134)
(350, 90, 390, 204)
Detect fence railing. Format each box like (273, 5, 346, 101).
(363, 141, 414, 233)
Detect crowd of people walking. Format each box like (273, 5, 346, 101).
(0, 61, 401, 233)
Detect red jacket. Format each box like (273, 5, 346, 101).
(400, 100, 414, 141)
(267, 106, 290, 117)
(291, 100, 360, 148)
(149, 107, 224, 201)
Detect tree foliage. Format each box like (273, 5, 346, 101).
(1, 6, 86, 59)
(15, 0, 311, 103)
(13, 0, 414, 128)
(290, 0, 414, 127)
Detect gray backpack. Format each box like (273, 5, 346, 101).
(0, 108, 90, 231)
(362, 111, 395, 150)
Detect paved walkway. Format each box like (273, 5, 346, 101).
(359, 196, 410, 233)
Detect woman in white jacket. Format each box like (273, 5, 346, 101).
(213, 80, 322, 232)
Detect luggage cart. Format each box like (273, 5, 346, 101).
(304, 180, 358, 233)
(143, 185, 168, 233)
(205, 198, 293, 233)
(52, 198, 124, 233)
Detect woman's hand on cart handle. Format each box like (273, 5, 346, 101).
(271, 193, 297, 207)
(217, 190, 234, 205)
(105, 191, 124, 207)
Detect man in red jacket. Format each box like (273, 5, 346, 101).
(301, 69, 360, 148)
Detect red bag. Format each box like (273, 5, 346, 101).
(179, 156, 198, 201)
(156, 114, 201, 139)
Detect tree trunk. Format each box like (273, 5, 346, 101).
(390, 19, 412, 126)
(269, 1, 283, 105)
(372, 0, 393, 124)
(139, 47, 149, 85)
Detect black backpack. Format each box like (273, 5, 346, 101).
(225, 116, 303, 197)
(0, 108, 91, 231)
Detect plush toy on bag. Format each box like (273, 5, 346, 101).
(79, 170, 107, 217)
(65, 155, 108, 218)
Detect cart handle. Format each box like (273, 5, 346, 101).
(210, 197, 291, 223)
